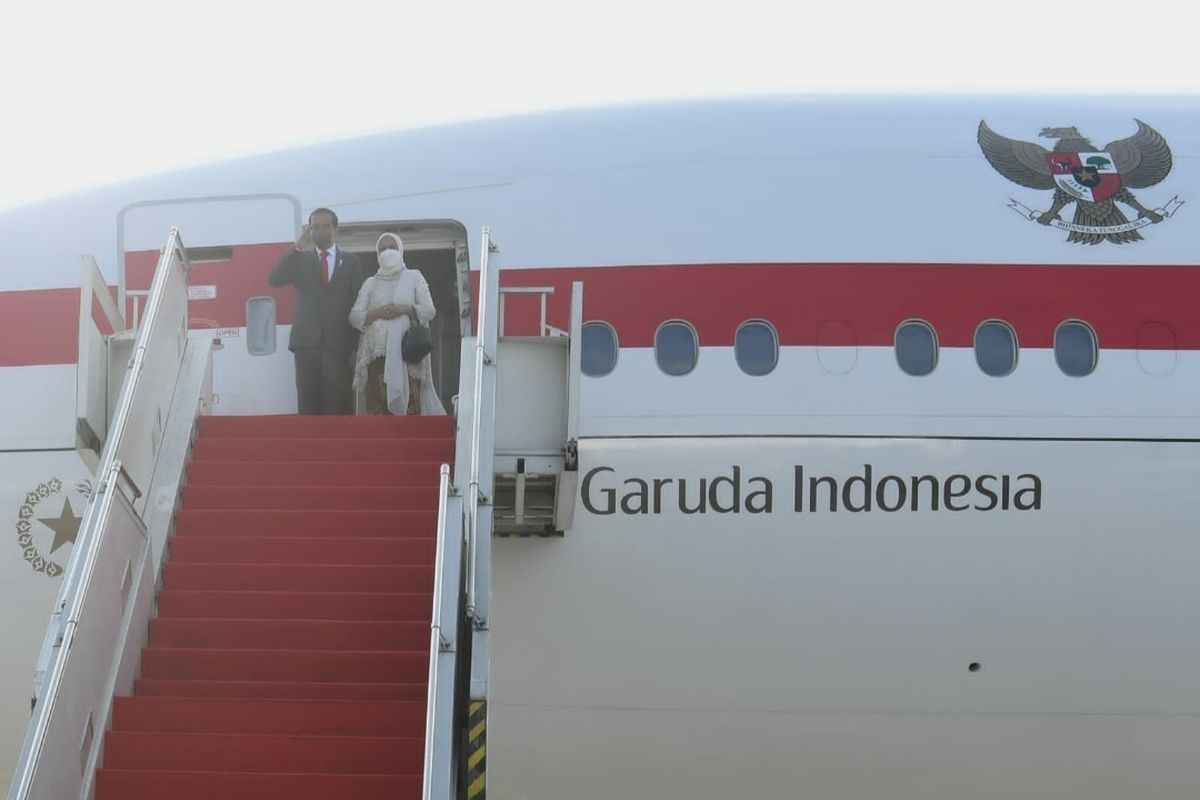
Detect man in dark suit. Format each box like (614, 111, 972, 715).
(269, 208, 363, 414)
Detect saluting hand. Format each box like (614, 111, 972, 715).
(294, 225, 314, 251)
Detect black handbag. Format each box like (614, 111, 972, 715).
(402, 320, 433, 364)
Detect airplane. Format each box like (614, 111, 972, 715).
(0, 95, 1197, 799)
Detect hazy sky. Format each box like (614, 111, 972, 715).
(3, 0, 1196, 210)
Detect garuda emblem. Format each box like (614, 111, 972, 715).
(978, 120, 1183, 244)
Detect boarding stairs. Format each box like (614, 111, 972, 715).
(95, 414, 451, 798)
(8, 226, 579, 800)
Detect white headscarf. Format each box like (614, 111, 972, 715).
(376, 232, 407, 279)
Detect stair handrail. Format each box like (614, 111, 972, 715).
(466, 227, 499, 625)
(496, 285, 555, 337)
(10, 229, 192, 800)
(48, 227, 190, 659)
(422, 464, 455, 800)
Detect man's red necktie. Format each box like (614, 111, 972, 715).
(320, 250, 330, 287)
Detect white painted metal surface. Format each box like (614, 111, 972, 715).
(0, 97, 1197, 798)
(111, 236, 190, 516)
(0, 451, 93, 793)
(466, 228, 499, 628)
(76, 256, 126, 453)
(579, 347, 1200, 439)
(0, 367, 78, 451)
(0, 99, 1196, 297)
(422, 465, 463, 800)
(140, 337, 212, 575)
(9, 230, 209, 800)
(118, 195, 301, 418)
(494, 339, 568, 458)
(11, 461, 149, 800)
(491, 436, 1200, 799)
(205, 324, 298, 416)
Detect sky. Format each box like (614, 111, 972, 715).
(3, 0, 1197, 210)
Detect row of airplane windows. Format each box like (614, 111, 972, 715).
(579, 319, 1102, 378)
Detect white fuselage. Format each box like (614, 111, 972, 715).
(1, 96, 1198, 797)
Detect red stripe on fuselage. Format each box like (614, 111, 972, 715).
(125, 243, 297, 331)
(0, 288, 80, 366)
(489, 262, 1200, 348)
(5, 260, 1199, 368)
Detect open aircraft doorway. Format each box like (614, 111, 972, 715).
(335, 220, 469, 413)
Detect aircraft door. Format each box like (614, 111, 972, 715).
(119, 195, 302, 414)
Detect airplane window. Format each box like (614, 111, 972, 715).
(581, 321, 618, 377)
(246, 296, 276, 356)
(735, 320, 778, 376)
(655, 320, 698, 376)
(1054, 320, 1098, 377)
(895, 320, 938, 376)
(975, 320, 1017, 377)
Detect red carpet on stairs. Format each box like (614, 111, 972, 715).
(95, 414, 454, 800)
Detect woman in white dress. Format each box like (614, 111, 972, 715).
(349, 233, 446, 415)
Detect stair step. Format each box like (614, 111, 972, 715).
(111, 697, 425, 736)
(182, 485, 438, 511)
(140, 648, 428, 683)
(133, 679, 427, 702)
(156, 590, 432, 621)
(163, 563, 432, 593)
(199, 414, 453, 439)
(175, 509, 437, 537)
(93, 421, 452, 799)
(95, 769, 420, 800)
(193, 437, 454, 463)
(188, 461, 445, 487)
(104, 731, 424, 773)
(149, 619, 430, 651)
(169, 536, 436, 565)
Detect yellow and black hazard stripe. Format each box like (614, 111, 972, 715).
(467, 700, 487, 799)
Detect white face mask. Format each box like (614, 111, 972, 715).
(378, 249, 405, 270)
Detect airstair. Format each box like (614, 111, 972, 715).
(95, 413, 451, 798)
(7, 227, 582, 800)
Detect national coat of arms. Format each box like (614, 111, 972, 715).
(978, 120, 1183, 244)
(14, 478, 93, 579)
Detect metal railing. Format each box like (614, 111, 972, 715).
(126, 289, 150, 332)
(466, 227, 500, 625)
(497, 286, 556, 337)
(422, 464, 453, 800)
(76, 255, 128, 452)
(10, 229, 193, 800)
(420, 226, 500, 799)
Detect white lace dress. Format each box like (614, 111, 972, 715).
(348, 268, 446, 415)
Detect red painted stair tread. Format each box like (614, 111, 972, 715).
(174, 508, 436, 537)
(169, 535, 436, 565)
(162, 563, 433, 592)
(156, 590, 432, 621)
(94, 415, 449, 799)
(148, 618, 430, 650)
(104, 731, 425, 773)
(95, 769, 420, 800)
(188, 460, 445, 487)
(133, 679, 427, 702)
(193, 437, 453, 462)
